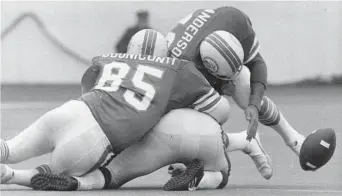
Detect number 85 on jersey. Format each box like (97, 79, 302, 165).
(94, 61, 164, 111)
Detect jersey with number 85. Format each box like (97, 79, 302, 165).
(80, 54, 223, 152)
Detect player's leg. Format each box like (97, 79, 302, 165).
(166, 103, 272, 179)
(0, 102, 68, 164)
(31, 127, 179, 191)
(29, 109, 225, 191)
(103, 129, 179, 189)
(49, 107, 113, 177)
(231, 65, 305, 155)
(1, 164, 51, 187)
(163, 109, 231, 191)
(1, 162, 103, 190)
(30, 107, 182, 191)
(0, 99, 107, 164)
(169, 130, 273, 180)
(259, 96, 305, 154)
(226, 130, 272, 179)
(3, 100, 113, 190)
(29, 100, 114, 190)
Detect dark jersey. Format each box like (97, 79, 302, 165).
(167, 7, 260, 92)
(79, 53, 222, 151)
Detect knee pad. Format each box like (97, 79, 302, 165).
(259, 96, 281, 126)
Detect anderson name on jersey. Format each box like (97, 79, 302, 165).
(167, 7, 260, 90)
(80, 53, 223, 151)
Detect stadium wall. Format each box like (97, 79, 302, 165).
(1, 1, 342, 84)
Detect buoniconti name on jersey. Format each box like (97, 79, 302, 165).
(102, 53, 177, 66)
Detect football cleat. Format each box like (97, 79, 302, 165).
(30, 173, 78, 191)
(243, 131, 273, 180)
(163, 159, 204, 191)
(299, 128, 336, 171)
(1, 164, 14, 184)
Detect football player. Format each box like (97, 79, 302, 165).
(0, 29, 231, 188)
(1, 29, 269, 191)
(166, 6, 308, 177)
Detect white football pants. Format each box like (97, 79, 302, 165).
(3, 100, 112, 176)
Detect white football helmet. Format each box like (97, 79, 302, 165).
(200, 30, 244, 80)
(127, 29, 168, 57)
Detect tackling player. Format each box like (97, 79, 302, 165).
(0, 29, 230, 188)
(166, 6, 309, 177)
(3, 108, 273, 191)
(1, 29, 270, 192)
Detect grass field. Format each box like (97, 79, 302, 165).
(1, 85, 341, 196)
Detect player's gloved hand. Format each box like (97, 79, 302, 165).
(245, 104, 259, 141)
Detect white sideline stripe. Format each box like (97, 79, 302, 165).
(306, 162, 317, 169)
(241, 188, 342, 193)
(1, 102, 63, 110)
(320, 140, 330, 149)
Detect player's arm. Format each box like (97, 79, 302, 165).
(237, 11, 267, 140)
(245, 53, 267, 110)
(239, 11, 267, 111)
(178, 62, 231, 125)
(81, 57, 102, 94)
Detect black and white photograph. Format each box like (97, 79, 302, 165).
(1, 1, 341, 195)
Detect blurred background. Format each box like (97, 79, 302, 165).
(1, 1, 342, 85)
(1, 2, 342, 191)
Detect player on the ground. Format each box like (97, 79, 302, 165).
(166, 6, 313, 177)
(1, 29, 271, 191)
(0, 29, 231, 187)
(2, 108, 271, 191)
(2, 109, 231, 191)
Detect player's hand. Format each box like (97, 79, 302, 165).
(245, 105, 259, 141)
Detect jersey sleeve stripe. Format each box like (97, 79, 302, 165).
(193, 90, 221, 111)
(244, 37, 260, 64)
(197, 95, 222, 113)
(193, 91, 219, 110)
(193, 88, 215, 105)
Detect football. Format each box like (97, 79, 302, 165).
(299, 128, 336, 171)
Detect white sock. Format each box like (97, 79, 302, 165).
(226, 131, 249, 152)
(197, 171, 223, 189)
(259, 96, 304, 148)
(271, 113, 304, 146)
(6, 168, 39, 187)
(74, 169, 105, 190)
